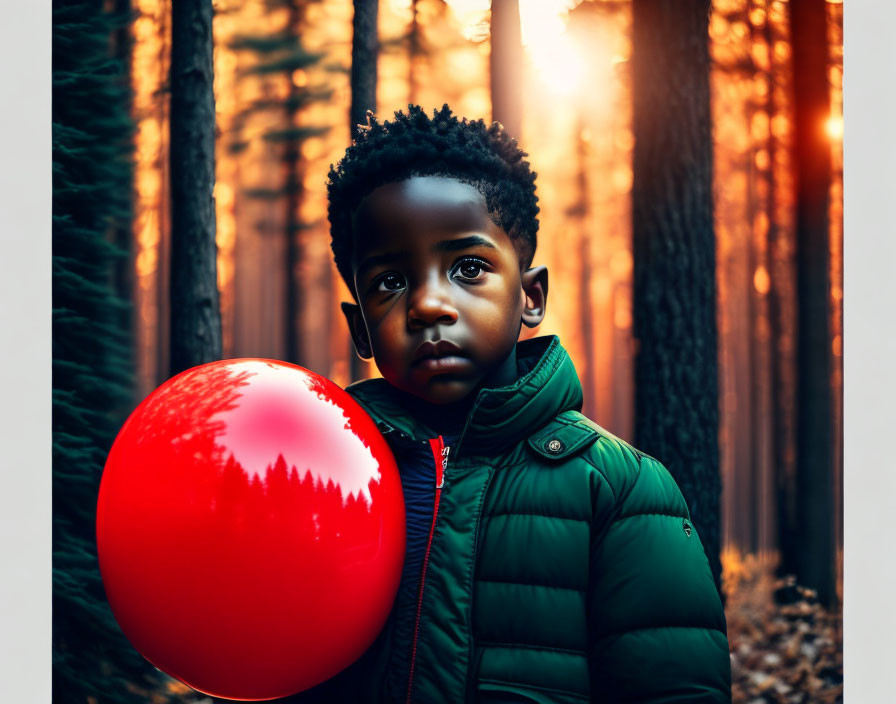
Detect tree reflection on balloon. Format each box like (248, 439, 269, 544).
(97, 360, 404, 699)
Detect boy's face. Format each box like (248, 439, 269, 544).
(342, 176, 547, 406)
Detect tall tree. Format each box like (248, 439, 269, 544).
(762, 0, 800, 581)
(569, 112, 597, 423)
(351, 0, 378, 137)
(349, 0, 379, 381)
(52, 0, 158, 700)
(169, 0, 222, 375)
(408, 0, 420, 103)
(788, 0, 836, 606)
(630, 0, 722, 592)
(489, 0, 522, 140)
(283, 0, 306, 367)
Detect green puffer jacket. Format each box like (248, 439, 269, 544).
(300, 335, 730, 704)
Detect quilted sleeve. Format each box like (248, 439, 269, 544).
(586, 444, 731, 703)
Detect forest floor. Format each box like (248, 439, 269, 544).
(724, 549, 843, 703)
(152, 550, 844, 703)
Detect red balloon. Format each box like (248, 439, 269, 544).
(96, 360, 405, 700)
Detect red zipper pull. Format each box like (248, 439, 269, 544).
(429, 435, 448, 488)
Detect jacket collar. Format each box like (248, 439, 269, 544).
(345, 336, 584, 458)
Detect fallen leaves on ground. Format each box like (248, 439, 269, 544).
(724, 549, 843, 703)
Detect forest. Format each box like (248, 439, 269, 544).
(52, 0, 843, 701)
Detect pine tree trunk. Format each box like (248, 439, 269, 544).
(789, 0, 835, 606)
(169, 0, 222, 375)
(489, 0, 522, 140)
(409, 0, 420, 104)
(630, 0, 722, 592)
(156, 1, 172, 384)
(574, 114, 597, 422)
(351, 0, 379, 137)
(349, 0, 379, 381)
(765, 2, 799, 579)
(747, 136, 760, 555)
(112, 0, 135, 358)
(285, 0, 305, 367)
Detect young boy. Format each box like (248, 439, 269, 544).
(302, 104, 730, 703)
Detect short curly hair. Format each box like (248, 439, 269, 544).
(327, 104, 540, 294)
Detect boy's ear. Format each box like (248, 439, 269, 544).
(521, 265, 548, 328)
(341, 302, 373, 359)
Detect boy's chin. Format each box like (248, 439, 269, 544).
(401, 375, 479, 407)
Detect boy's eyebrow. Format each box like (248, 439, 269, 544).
(356, 251, 403, 279)
(434, 235, 497, 252)
(356, 235, 497, 279)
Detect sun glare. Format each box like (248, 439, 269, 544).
(521, 0, 588, 95)
(443, 0, 491, 41)
(825, 114, 843, 141)
(534, 39, 587, 95)
(445, 0, 589, 96)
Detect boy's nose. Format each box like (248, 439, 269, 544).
(407, 280, 458, 329)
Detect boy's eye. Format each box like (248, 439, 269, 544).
(452, 258, 487, 281)
(375, 272, 406, 293)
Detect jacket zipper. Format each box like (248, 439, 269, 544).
(405, 435, 448, 704)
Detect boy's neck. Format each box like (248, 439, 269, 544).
(483, 343, 518, 390)
(396, 345, 519, 437)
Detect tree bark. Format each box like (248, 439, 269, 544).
(351, 0, 379, 138)
(169, 0, 222, 375)
(764, 1, 799, 580)
(285, 0, 305, 367)
(409, 0, 420, 104)
(112, 0, 135, 357)
(349, 0, 379, 381)
(155, 1, 172, 386)
(630, 0, 722, 592)
(789, 0, 836, 606)
(489, 0, 522, 140)
(574, 114, 597, 422)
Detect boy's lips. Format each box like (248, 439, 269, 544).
(411, 340, 469, 370)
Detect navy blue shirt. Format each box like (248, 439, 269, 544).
(391, 430, 459, 629)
